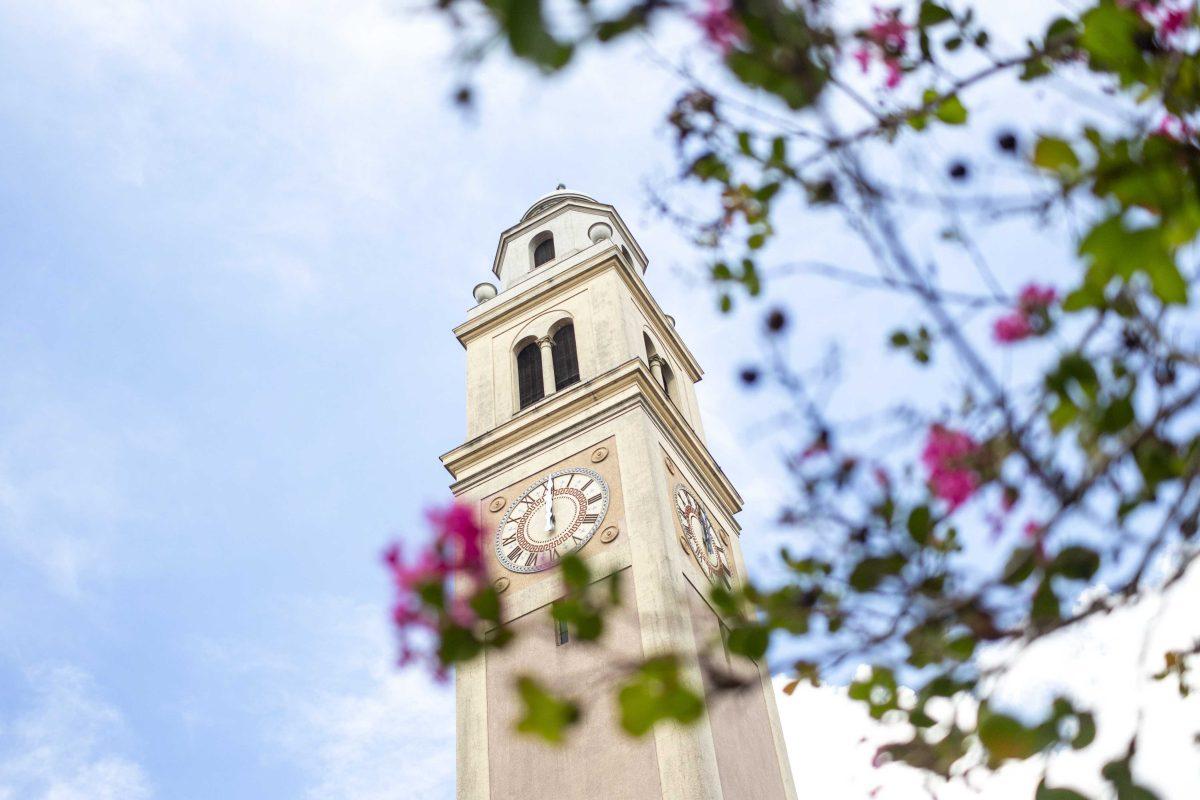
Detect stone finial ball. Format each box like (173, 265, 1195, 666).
(588, 222, 613, 244)
(472, 282, 498, 304)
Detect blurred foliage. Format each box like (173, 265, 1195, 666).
(391, 0, 1200, 795)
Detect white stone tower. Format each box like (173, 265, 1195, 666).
(441, 188, 797, 800)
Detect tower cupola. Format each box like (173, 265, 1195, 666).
(490, 187, 648, 291)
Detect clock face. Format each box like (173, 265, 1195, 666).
(674, 485, 732, 585)
(495, 467, 610, 574)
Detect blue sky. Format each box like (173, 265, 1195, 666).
(0, 2, 1197, 799)
(0, 3, 753, 797)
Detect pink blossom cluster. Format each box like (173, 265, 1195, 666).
(383, 502, 486, 678)
(1123, 0, 1193, 47)
(921, 425, 981, 510)
(696, 0, 744, 54)
(1155, 113, 1195, 141)
(853, 6, 911, 89)
(992, 283, 1058, 344)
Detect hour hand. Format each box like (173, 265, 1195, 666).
(544, 478, 555, 531)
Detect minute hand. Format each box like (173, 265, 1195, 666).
(544, 477, 555, 532)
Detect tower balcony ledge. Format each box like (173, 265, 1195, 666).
(440, 358, 743, 522)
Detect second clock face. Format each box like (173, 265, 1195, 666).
(674, 485, 731, 584)
(495, 467, 610, 574)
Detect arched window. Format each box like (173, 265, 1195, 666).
(516, 342, 545, 409)
(643, 332, 678, 406)
(552, 324, 580, 391)
(643, 332, 657, 362)
(660, 360, 678, 406)
(533, 235, 555, 269)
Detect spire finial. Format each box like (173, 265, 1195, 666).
(556, 183, 566, 190)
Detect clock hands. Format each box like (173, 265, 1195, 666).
(543, 476, 555, 532)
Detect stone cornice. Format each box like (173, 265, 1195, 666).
(440, 359, 744, 518)
(490, 199, 649, 278)
(457, 243, 703, 383)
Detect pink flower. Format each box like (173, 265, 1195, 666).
(865, 7, 911, 51)
(921, 425, 981, 510)
(1017, 283, 1057, 310)
(1122, 0, 1194, 47)
(852, 6, 911, 89)
(853, 46, 871, 72)
(696, 0, 743, 54)
(929, 468, 979, 509)
(993, 283, 1057, 344)
(993, 312, 1033, 343)
(1160, 8, 1190, 37)
(1154, 113, 1195, 141)
(425, 502, 484, 572)
(383, 501, 488, 676)
(883, 58, 903, 88)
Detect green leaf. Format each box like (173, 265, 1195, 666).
(1001, 547, 1037, 586)
(978, 711, 1039, 763)
(1021, 58, 1051, 81)
(736, 130, 753, 156)
(1044, 16, 1077, 43)
(1098, 395, 1135, 433)
(906, 505, 933, 545)
(438, 625, 482, 665)
(921, 89, 967, 126)
(560, 552, 590, 590)
(594, 7, 648, 42)
(726, 623, 770, 661)
(1147, 256, 1189, 304)
(1051, 546, 1101, 580)
(515, 676, 580, 743)
(1034, 137, 1080, 173)
(1080, 1, 1145, 81)
(848, 666, 899, 718)
(618, 656, 704, 736)
(551, 597, 603, 640)
(918, 1, 953, 26)
(849, 554, 906, 591)
(495, 0, 573, 69)
(935, 94, 968, 125)
(1036, 781, 1091, 800)
(1031, 578, 1061, 625)
(469, 586, 502, 623)
(1102, 750, 1161, 799)
(1073, 711, 1097, 748)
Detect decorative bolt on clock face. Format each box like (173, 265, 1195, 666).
(674, 485, 732, 585)
(495, 468, 610, 574)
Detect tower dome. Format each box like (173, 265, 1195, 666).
(520, 185, 597, 222)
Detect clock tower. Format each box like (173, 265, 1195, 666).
(441, 189, 797, 800)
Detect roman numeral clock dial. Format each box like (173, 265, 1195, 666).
(495, 467, 610, 574)
(674, 485, 732, 586)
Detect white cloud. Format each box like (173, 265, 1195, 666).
(775, 563, 1200, 799)
(191, 593, 455, 800)
(0, 401, 127, 598)
(0, 664, 153, 800)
